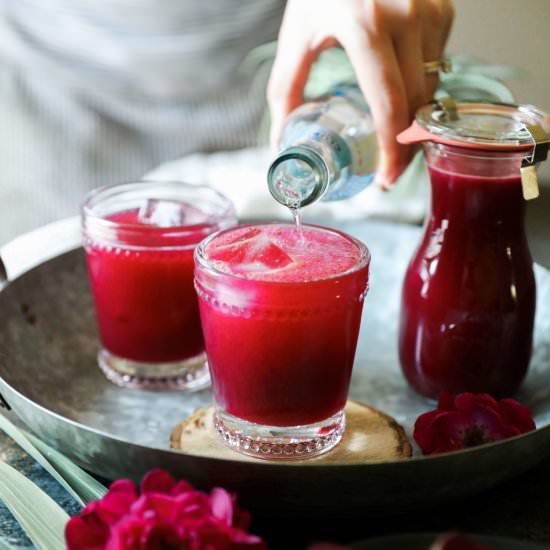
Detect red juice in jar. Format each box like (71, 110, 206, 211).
(399, 145, 536, 398)
(397, 100, 550, 398)
(194, 223, 370, 459)
(82, 181, 236, 390)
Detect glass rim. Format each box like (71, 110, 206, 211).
(267, 147, 329, 208)
(81, 180, 237, 248)
(194, 222, 371, 285)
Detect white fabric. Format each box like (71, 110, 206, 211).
(0, 1, 285, 245)
(0, 0, 284, 101)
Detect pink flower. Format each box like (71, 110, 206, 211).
(414, 392, 536, 455)
(66, 470, 266, 550)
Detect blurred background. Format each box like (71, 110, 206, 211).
(448, 0, 550, 180)
(0, 0, 549, 245)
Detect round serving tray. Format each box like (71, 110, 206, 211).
(1, 220, 550, 515)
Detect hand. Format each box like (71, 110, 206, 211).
(267, 0, 454, 189)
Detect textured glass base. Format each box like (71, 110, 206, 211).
(214, 409, 345, 460)
(98, 349, 210, 391)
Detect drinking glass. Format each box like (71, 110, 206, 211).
(194, 223, 370, 459)
(82, 181, 236, 390)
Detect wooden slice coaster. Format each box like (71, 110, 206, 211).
(170, 400, 412, 464)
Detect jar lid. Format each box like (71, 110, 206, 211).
(398, 98, 550, 201)
(398, 99, 550, 152)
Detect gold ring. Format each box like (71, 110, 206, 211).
(423, 59, 452, 75)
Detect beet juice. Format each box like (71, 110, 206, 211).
(194, 223, 370, 459)
(397, 100, 550, 398)
(82, 181, 236, 390)
(399, 143, 536, 398)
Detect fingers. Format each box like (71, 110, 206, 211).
(392, 29, 426, 175)
(267, 37, 318, 149)
(267, 1, 327, 149)
(420, 0, 455, 99)
(339, 28, 410, 189)
(395, 28, 428, 119)
(268, 0, 341, 147)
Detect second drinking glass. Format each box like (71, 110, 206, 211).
(82, 181, 237, 390)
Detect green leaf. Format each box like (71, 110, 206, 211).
(0, 536, 17, 550)
(0, 461, 68, 550)
(0, 413, 107, 506)
(26, 432, 107, 503)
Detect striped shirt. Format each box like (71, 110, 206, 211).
(0, 0, 285, 243)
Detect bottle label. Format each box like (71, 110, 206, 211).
(348, 132, 378, 176)
(286, 123, 351, 170)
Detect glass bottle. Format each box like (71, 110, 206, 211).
(267, 85, 378, 208)
(398, 100, 550, 398)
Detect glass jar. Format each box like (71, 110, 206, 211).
(398, 100, 550, 398)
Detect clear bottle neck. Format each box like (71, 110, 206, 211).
(267, 146, 334, 208)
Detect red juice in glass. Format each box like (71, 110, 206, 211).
(399, 143, 536, 398)
(82, 181, 236, 390)
(194, 223, 370, 459)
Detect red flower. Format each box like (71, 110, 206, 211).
(414, 392, 536, 455)
(66, 470, 265, 550)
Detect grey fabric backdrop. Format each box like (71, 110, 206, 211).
(0, 0, 285, 244)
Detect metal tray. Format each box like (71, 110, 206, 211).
(1, 221, 550, 515)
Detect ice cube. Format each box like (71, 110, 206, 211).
(209, 230, 294, 273)
(261, 243, 294, 269)
(208, 242, 249, 264)
(138, 199, 206, 227)
(221, 227, 261, 246)
(242, 234, 294, 270)
(207, 229, 264, 263)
